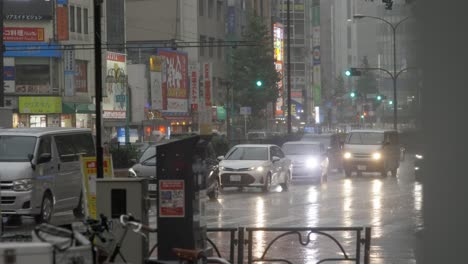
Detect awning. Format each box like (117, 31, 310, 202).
(62, 102, 95, 114)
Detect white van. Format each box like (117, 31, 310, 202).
(342, 130, 401, 177)
(0, 128, 95, 223)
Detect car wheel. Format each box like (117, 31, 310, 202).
(35, 193, 53, 224)
(208, 181, 220, 200)
(280, 171, 291, 191)
(262, 174, 271, 193)
(73, 192, 85, 218)
(344, 169, 352, 178)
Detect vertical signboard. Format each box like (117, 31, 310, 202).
(159, 50, 189, 113)
(64, 46, 75, 96)
(150, 56, 163, 110)
(203, 63, 212, 107)
(189, 64, 199, 111)
(273, 23, 284, 117)
(312, 0, 321, 107)
(4, 58, 15, 94)
(56, 6, 69, 41)
(104, 52, 127, 119)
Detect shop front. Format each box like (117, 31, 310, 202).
(16, 96, 62, 128)
(62, 102, 95, 129)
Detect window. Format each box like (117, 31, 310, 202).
(16, 65, 50, 87)
(37, 136, 51, 156)
(216, 0, 223, 21)
(70, 6, 75, 32)
(73, 134, 95, 156)
(217, 39, 223, 59)
(209, 37, 214, 57)
(347, 27, 352, 49)
(273, 147, 285, 158)
(83, 8, 88, 34)
(0, 136, 36, 162)
(208, 0, 214, 18)
(55, 135, 78, 162)
(226, 147, 268, 161)
(200, 35, 206, 57)
(77, 7, 82, 33)
(199, 0, 204, 16)
(347, 132, 384, 145)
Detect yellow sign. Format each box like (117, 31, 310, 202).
(80, 156, 114, 219)
(19, 96, 62, 114)
(149, 56, 163, 72)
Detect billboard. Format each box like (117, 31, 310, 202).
(3, 27, 45, 42)
(189, 64, 199, 111)
(3, 0, 54, 20)
(273, 23, 284, 117)
(19, 96, 62, 114)
(56, 6, 69, 41)
(203, 63, 212, 108)
(149, 56, 163, 110)
(104, 52, 127, 119)
(159, 50, 188, 113)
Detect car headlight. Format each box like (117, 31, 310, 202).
(415, 154, 423, 159)
(343, 152, 352, 159)
(219, 166, 225, 171)
(256, 166, 264, 172)
(306, 158, 318, 168)
(372, 152, 382, 160)
(12, 179, 33, 192)
(128, 168, 137, 177)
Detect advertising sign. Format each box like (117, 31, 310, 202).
(159, 180, 185, 218)
(150, 56, 163, 110)
(3, 27, 45, 42)
(240, 107, 252, 116)
(64, 46, 75, 97)
(80, 156, 113, 219)
(4, 0, 54, 20)
(273, 23, 284, 117)
(56, 6, 69, 41)
(227, 7, 236, 34)
(19, 96, 62, 114)
(104, 52, 127, 119)
(189, 64, 199, 111)
(75, 61, 88, 93)
(203, 63, 212, 107)
(4, 42, 62, 57)
(159, 50, 188, 113)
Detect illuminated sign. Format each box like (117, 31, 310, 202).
(273, 23, 284, 117)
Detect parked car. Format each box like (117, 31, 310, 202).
(342, 130, 401, 177)
(218, 144, 292, 192)
(128, 140, 221, 200)
(301, 132, 346, 172)
(282, 141, 329, 183)
(0, 128, 95, 223)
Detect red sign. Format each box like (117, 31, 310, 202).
(106, 52, 126, 62)
(56, 6, 69, 41)
(4, 27, 44, 42)
(159, 50, 188, 112)
(159, 180, 185, 218)
(204, 63, 212, 107)
(75, 61, 87, 93)
(189, 64, 199, 111)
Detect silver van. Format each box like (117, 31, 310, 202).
(0, 128, 95, 223)
(342, 130, 400, 177)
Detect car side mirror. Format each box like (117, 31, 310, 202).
(272, 156, 281, 163)
(37, 153, 52, 164)
(217, 156, 225, 161)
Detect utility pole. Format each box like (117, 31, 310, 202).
(286, 0, 292, 134)
(0, 0, 4, 108)
(94, 0, 104, 179)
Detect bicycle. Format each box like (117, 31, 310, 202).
(171, 248, 231, 264)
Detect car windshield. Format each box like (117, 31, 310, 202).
(347, 132, 384, 145)
(300, 135, 331, 147)
(0, 136, 37, 162)
(225, 147, 268, 160)
(282, 144, 321, 155)
(247, 133, 266, 139)
(139, 146, 156, 165)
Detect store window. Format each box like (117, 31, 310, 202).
(30, 115, 47, 128)
(15, 58, 50, 94)
(75, 60, 88, 93)
(77, 7, 82, 33)
(70, 5, 75, 32)
(84, 8, 89, 34)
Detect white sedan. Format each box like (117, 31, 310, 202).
(218, 144, 292, 192)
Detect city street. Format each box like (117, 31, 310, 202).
(3, 155, 422, 263)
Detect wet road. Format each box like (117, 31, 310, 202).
(2, 156, 423, 263)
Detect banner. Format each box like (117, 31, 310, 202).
(80, 156, 113, 219)
(150, 55, 163, 110)
(189, 64, 199, 111)
(104, 52, 127, 119)
(203, 63, 212, 107)
(4, 27, 45, 42)
(159, 50, 188, 113)
(64, 46, 75, 96)
(4, 0, 54, 21)
(56, 6, 69, 41)
(273, 23, 284, 117)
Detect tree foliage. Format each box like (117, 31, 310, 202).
(230, 15, 281, 116)
(356, 56, 378, 96)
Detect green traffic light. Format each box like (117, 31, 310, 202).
(345, 70, 351, 77)
(389, 100, 393, 105)
(377, 95, 382, 101)
(360, 115, 365, 119)
(256, 80, 263, 87)
(350, 92, 356, 98)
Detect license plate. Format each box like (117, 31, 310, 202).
(357, 165, 367, 171)
(148, 183, 157, 191)
(230, 175, 241, 182)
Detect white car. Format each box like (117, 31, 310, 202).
(282, 141, 329, 183)
(218, 144, 292, 192)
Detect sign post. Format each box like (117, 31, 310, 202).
(240, 107, 251, 139)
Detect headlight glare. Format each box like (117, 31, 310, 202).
(306, 158, 318, 168)
(415, 154, 423, 159)
(256, 166, 264, 172)
(372, 152, 382, 160)
(344, 152, 352, 159)
(12, 179, 33, 192)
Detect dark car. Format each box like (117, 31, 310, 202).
(301, 132, 347, 172)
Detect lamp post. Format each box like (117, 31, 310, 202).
(353, 14, 411, 130)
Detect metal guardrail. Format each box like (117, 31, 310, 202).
(150, 226, 371, 264)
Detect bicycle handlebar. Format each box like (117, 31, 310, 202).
(119, 214, 157, 234)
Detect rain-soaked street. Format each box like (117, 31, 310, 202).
(3, 155, 422, 263)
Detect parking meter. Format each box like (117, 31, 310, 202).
(156, 136, 211, 261)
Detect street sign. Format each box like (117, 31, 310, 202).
(240, 106, 251, 115)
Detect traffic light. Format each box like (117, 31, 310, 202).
(376, 95, 382, 101)
(256, 80, 263, 88)
(345, 68, 362, 77)
(388, 100, 393, 105)
(350, 91, 356, 98)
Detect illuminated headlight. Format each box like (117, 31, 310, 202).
(12, 179, 33, 192)
(343, 152, 352, 159)
(415, 166, 420, 171)
(256, 166, 264, 172)
(415, 154, 423, 159)
(372, 152, 382, 160)
(306, 158, 318, 168)
(128, 168, 137, 177)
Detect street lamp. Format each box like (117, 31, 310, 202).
(353, 14, 411, 130)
